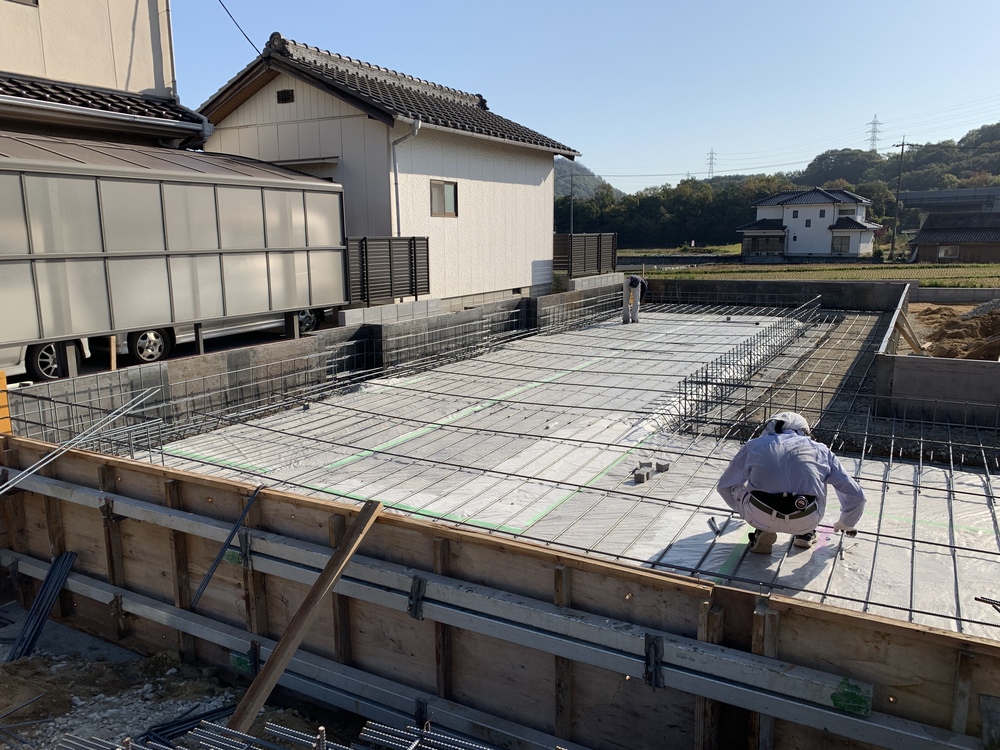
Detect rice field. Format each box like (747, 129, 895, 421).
(649, 263, 1000, 288)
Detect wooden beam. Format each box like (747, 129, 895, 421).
(750, 599, 780, 750)
(329, 513, 352, 665)
(228, 500, 381, 733)
(433, 537, 452, 700)
(164, 479, 195, 662)
(896, 311, 927, 355)
(98, 466, 126, 589)
(695, 601, 724, 750)
(41, 461, 72, 618)
(553, 564, 572, 740)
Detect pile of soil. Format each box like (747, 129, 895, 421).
(909, 304, 1000, 360)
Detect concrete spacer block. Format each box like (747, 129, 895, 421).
(634, 467, 653, 484)
(656, 461, 671, 473)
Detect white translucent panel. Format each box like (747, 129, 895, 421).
(0, 261, 39, 343)
(163, 183, 219, 251)
(100, 180, 165, 253)
(217, 187, 264, 249)
(0, 174, 29, 255)
(268, 251, 310, 310)
(108, 258, 171, 327)
(25, 176, 102, 254)
(264, 190, 306, 248)
(308, 250, 347, 305)
(222, 253, 269, 315)
(305, 191, 344, 247)
(170, 256, 224, 321)
(35, 260, 110, 336)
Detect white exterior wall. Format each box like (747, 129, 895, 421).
(0, 0, 174, 96)
(392, 125, 554, 299)
(782, 202, 835, 255)
(756, 206, 783, 220)
(203, 73, 392, 236)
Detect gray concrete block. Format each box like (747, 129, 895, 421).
(656, 460, 671, 473)
(634, 467, 653, 483)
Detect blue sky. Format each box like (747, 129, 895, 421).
(171, 0, 1000, 194)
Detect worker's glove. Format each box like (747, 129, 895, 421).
(833, 520, 857, 537)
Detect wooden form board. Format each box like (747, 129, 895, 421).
(2, 435, 999, 750)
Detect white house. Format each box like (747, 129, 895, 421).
(737, 188, 880, 259)
(199, 33, 580, 305)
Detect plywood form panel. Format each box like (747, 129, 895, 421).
(571, 661, 695, 750)
(450, 627, 556, 731)
(58, 501, 107, 578)
(348, 598, 437, 693)
(182, 533, 250, 631)
(262, 574, 340, 661)
(118, 516, 176, 601)
(20, 491, 52, 561)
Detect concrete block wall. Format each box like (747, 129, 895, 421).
(567, 272, 622, 292)
(338, 299, 444, 326)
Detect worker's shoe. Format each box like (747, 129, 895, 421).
(748, 530, 777, 554)
(793, 531, 817, 549)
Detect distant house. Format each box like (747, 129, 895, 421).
(911, 213, 1000, 262)
(737, 188, 880, 259)
(199, 33, 580, 304)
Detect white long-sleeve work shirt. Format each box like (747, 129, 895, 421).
(716, 432, 867, 528)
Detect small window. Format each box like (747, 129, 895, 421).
(276, 89, 295, 104)
(938, 245, 959, 259)
(792, 210, 799, 219)
(805, 219, 811, 227)
(819, 209, 826, 218)
(792, 235, 797, 242)
(832, 236, 850, 254)
(838, 208, 855, 216)
(431, 180, 458, 217)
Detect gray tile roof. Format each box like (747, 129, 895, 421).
(913, 212, 1000, 244)
(0, 71, 204, 124)
(736, 218, 786, 232)
(753, 188, 871, 207)
(829, 217, 881, 231)
(202, 33, 579, 157)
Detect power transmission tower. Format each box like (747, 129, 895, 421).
(867, 115, 882, 152)
(706, 148, 716, 179)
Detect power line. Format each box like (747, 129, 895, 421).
(216, 0, 259, 55)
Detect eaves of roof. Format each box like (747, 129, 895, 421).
(829, 217, 881, 231)
(913, 228, 1000, 244)
(0, 71, 208, 145)
(736, 218, 786, 232)
(200, 33, 580, 158)
(753, 188, 872, 207)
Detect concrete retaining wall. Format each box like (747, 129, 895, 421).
(650, 279, 910, 311)
(908, 286, 1000, 304)
(567, 272, 622, 291)
(875, 353, 1000, 425)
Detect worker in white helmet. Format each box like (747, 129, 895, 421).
(716, 412, 867, 554)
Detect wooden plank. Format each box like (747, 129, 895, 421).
(329, 513, 352, 665)
(553, 564, 572, 741)
(99, 465, 126, 588)
(694, 601, 724, 750)
(164, 479, 195, 662)
(434, 536, 452, 700)
(750, 599, 779, 750)
(2, 449, 26, 556)
(983, 694, 1000, 750)
(228, 500, 381, 733)
(951, 651, 974, 733)
(896, 311, 927, 355)
(241, 491, 269, 637)
(41, 460, 72, 618)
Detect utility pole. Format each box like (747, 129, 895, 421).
(706, 148, 716, 179)
(569, 164, 575, 234)
(890, 138, 906, 261)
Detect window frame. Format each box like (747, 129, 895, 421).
(819, 209, 826, 218)
(805, 219, 811, 228)
(791, 209, 798, 219)
(831, 236, 850, 255)
(938, 245, 960, 259)
(838, 207, 855, 216)
(430, 180, 458, 218)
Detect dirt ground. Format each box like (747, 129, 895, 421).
(905, 302, 1000, 360)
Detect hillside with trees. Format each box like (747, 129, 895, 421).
(556, 121, 1000, 249)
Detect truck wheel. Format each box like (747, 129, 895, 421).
(297, 309, 320, 333)
(26, 342, 79, 381)
(128, 329, 172, 363)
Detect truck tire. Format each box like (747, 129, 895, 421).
(128, 329, 172, 364)
(26, 342, 79, 381)
(298, 309, 321, 333)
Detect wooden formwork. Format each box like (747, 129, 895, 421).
(1, 434, 999, 750)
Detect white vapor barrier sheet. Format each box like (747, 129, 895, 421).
(144, 310, 1000, 640)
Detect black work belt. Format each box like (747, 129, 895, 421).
(749, 491, 818, 520)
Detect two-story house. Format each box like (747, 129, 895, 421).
(737, 188, 880, 259)
(198, 33, 580, 306)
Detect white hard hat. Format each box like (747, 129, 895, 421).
(767, 411, 810, 434)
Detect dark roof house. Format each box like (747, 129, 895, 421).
(911, 212, 1000, 262)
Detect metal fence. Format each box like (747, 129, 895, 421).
(348, 236, 430, 304)
(552, 233, 617, 277)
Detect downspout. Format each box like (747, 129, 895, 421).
(392, 118, 421, 237)
(162, 0, 178, 99)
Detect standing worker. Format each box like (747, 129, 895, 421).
(623, 274, 648, 324)
(716, 412, 867, 553)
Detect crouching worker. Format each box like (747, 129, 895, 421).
(623, 274, 648, 324)
(716, 411, 866, 554)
